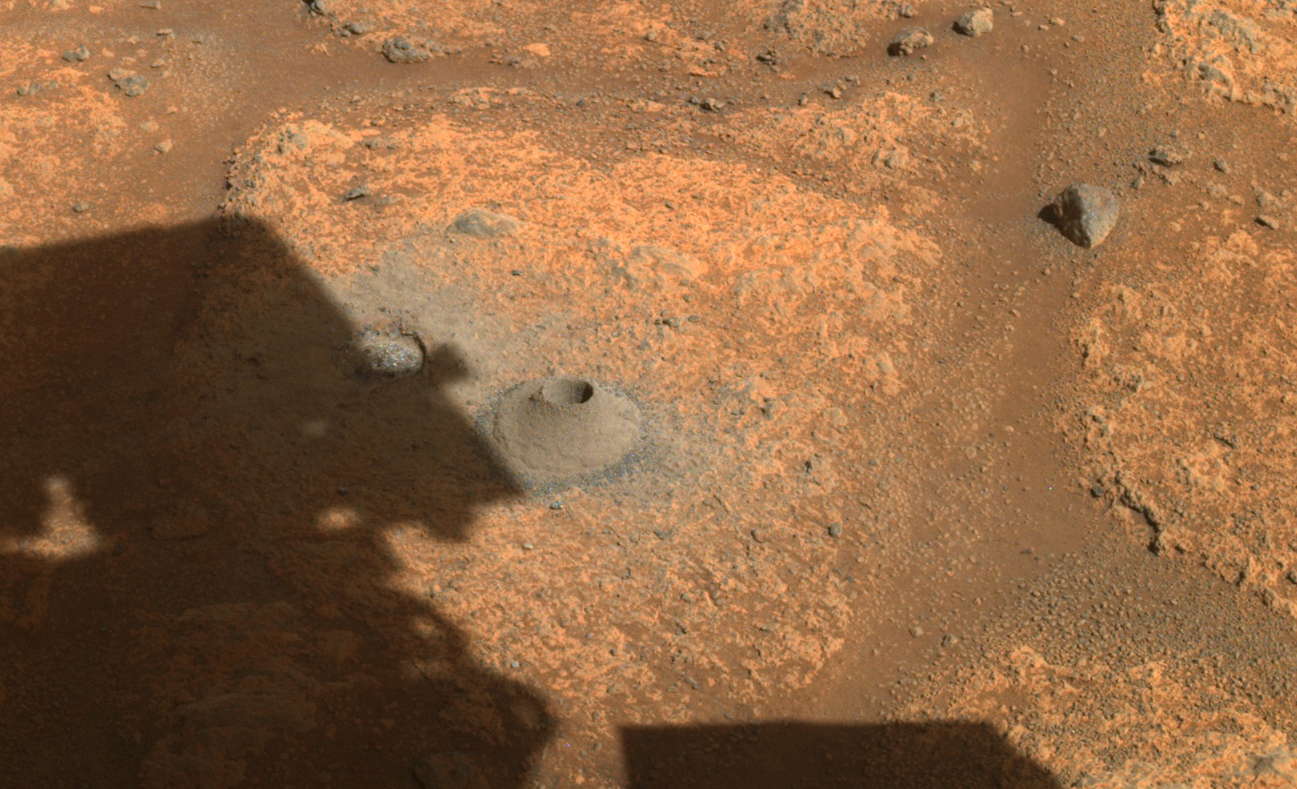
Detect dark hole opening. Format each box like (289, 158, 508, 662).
(541, 377, 595, 405)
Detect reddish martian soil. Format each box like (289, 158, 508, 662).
(3, 1, 1297, 788)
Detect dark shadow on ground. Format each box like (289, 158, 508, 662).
(0, 218, 549, 787)
(622, 721, 1063, 789)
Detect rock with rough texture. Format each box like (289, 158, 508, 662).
(382, 36, 433, 63)
(954, 8, 994, 36)
(1052, 183, 1121, 248)
(339, 330, 425, 380)
(888, 28, 934, 56)
(450, 209, 522, 239)
(1149, 146, 1186, 166)
(109, 72, 149, 97)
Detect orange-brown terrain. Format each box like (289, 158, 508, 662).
(3, 0, 1297, 787)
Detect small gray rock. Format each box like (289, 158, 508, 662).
(110, 72, 149, 97)
(62, 45, 90, 62)
(1051, 183, 1120, 248)
(1256, 188, 1281, 209)
(954, 8, 994, 36)
(342, 184, 372, 201)
(888, 27, 933, 56)
(382, 36, 433, 63)
(342, 331, 424, 380)
(688, 95, 725, 112)
(450, 209, 521, 239)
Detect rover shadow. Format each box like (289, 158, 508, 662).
(0, 218, 548, 787)
(622, 721, 1064, 789)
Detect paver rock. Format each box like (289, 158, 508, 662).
(450, 209, 521, 239)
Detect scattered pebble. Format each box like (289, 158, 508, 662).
(61, 44, 90, 62)
(342, 184, 372, 201)
(549, 501, 563, 511)
(154, 139, 172, 153)
(942, 634, 960, 647)
(1150, 146, 1186, 166)
(953, 8, 994, 37)
(888, 28, 933, 56)
(828, 523, 843, 538)
(71, 201, 89, 213)
(688, 95, 725, 112)
(910, 625, 925, 637)
(1213, 158, 1231, 173)
(1257, 215, 1281, 230)
(1050, 183, 1120, 248)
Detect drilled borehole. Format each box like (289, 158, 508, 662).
(540, 377, 595, 406)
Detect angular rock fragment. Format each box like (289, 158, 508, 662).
(888, 28, 933, 56)
(1050, 183, 1120, 248)
(954, 8, 994, 36)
